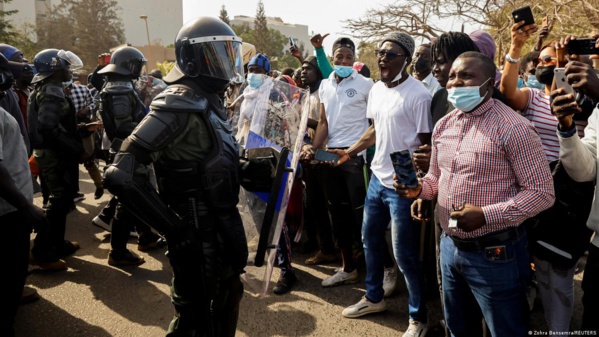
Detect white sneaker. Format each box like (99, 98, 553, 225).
(321, 268, 359, 287)
(403, 319, 428, 337)
(383, 266, 398, 297)
(92, 215, 111, 232)
(342, 296, 387, 318)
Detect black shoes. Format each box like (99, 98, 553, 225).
(273, 271, 297, 295)
(108, 249, 145, 266)
(94, 187, 104, 200)
(58, 240, 80, 258)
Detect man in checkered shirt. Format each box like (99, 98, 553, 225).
(65, 82, 104, 199)
(396, 52, 554, 337)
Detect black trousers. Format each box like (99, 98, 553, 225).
(582, 243, 599, 332)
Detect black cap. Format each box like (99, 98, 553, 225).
(332, 37, 355, 54)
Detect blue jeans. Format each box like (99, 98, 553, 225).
(440, 231, 530, 337)
(362, 175, 426, 322)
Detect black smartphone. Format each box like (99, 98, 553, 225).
(567, 38, 599, 55)
(390, 150, 418, 188)
(485, 245, 507, 261)
(511, 6, 535, 26)
(314, 149, 339, 163)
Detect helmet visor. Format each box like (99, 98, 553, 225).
(180, 37, 244, 82)
(57, 50, 83, 70)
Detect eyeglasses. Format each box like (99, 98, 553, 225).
(537, 55, 557, 65)
(375, 49, 405, 61)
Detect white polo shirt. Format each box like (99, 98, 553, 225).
(422, 72, 440, 96)
(319, 69, 373, 148)
(367, 76, 432, 189)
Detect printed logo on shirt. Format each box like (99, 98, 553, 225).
(345, 88, 357, 98)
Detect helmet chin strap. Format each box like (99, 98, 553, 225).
(390, 59, 407, 85)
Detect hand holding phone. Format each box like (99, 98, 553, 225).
(314, 149, 339, 163)
(567, 38, 599, 56)
(554, 68, 574, 95)
(289, 37, 296, 47)
(512, 6, 535, 26)
(390, 150, 418, 189)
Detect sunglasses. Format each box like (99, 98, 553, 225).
(537, 55, 557, 65)
(375, 49, 405, 61)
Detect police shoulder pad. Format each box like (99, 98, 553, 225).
(103, 81, 134, 94)
(150, 85, 208, 113)
(42, 83, 65, 99)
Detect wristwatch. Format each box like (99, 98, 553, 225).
(505, 53, 520, 64)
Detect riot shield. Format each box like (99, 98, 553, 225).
(232, 75, 309, 296)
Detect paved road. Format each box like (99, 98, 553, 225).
(14, 166, 584, 336)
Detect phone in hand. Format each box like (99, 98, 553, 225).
(566, 38, 599, 55)
(511, 6, 535, 26)
(314, 149, 339, 163)
(289, 37, 296, 47)
(390, 150, 418, 189)
(554, 68, 574, 95)
(541, 16, 549, 28)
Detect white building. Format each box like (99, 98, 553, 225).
(2, 0, 183, 47)
(230, 15, 313, 56)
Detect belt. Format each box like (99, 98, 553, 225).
(449, 226, 525, 251)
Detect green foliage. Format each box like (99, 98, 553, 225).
(356, 41, 379, 80)
(35, 0, 126, 73)
(219, 5, 230, 25)
(0, 0, 20, 45)
(155, 60, 175, 76)
(253, 0, 270, 54)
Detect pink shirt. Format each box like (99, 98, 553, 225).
(420, 99, 555, 239)
(523, 88, 586, 162)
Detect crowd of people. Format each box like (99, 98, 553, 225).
(1, 13, 598, 337)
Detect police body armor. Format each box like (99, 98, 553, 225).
(98, 80, 146, 148)
(104, 80, 247, 272)
(27, 81, 82, 155)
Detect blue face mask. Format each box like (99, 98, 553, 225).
(247, 73, 264, 89)
(525, 75, 544, 89)
(333, 65, 353, 78)
(517, 77, 525, 89)
(447, 78, 492, 112)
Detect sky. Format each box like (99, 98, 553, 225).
(181, 0, 482, 57)
(182, 0, 370, 55)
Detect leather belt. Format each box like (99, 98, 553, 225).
(449, 226, 525, 252)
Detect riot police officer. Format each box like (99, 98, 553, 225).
(96, 46, 162, 266)
(104, 17, 248, 336)
(28, 49, 84, 270)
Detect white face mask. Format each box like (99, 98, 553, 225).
(390, 59, 407, 83)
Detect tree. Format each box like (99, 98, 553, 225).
(345, 0, 599, 65)
(0, 0, 20, 45)
(219, 5, 230, 25)
(253, 0, 270, 55)
(36, 0, 126, 73)
(356, 41, 380, 80)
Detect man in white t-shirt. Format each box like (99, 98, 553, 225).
(331, 32, 432, 336)
(300, 37, 373, 289)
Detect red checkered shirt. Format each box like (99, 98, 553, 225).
(419, 98, 555, 239)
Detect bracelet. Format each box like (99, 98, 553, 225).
(505, 53, 520, 64)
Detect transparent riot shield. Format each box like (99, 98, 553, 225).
(232, 75, 309, 296)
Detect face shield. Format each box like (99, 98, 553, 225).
(179, 35, 244, 83)
(57, 50, 83, 70)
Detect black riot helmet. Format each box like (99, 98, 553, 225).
(164, 16, 244, 90)
(32, 49, 83, 83)
(98, 46, 146, 79)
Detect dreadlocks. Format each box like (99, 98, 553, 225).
(431, 32, 480, 64)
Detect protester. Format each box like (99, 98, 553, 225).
(300, 37, 372, 290)
(397, 51, 554, 337)
(411, 43, 439, 95)
(551, 35, 599, 333)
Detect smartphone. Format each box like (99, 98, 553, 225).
(314, 149, 339, 163)
(512, 6, 535, 26)
(288, 37, 296, 47)
(485, 245, 507, 261)
(390, 150, 418, 189)
(567, 38, 599, 55)
(554, 68, 574, 95)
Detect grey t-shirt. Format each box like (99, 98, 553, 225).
(0, 106, 33, 216)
